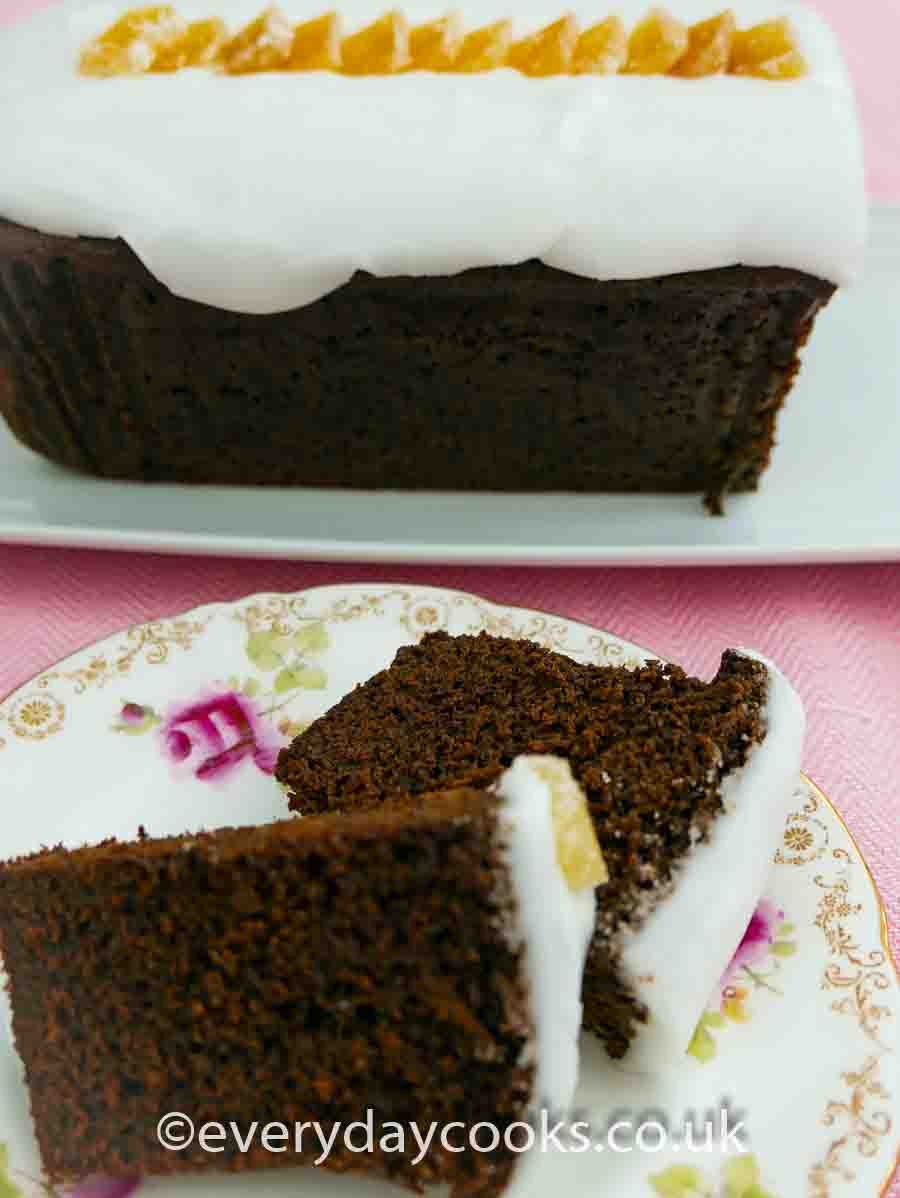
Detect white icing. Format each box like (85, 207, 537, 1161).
(495, 755, 596, 1116)
(0, 0, 866, 314)
(617, 650, 805, 1074)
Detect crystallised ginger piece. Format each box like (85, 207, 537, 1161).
(287, 12, 342, 70)
(571, 15, 626, 75)
(219, 6, 293, 74)
(741, 48, 806, 79)
(729, 16, 807, 79)
(507, 13, 579, 77)
(150, 18, 227, 71)
(624, 7, 688, 75)
(341, 11, 410, 74)
(672, 9, 735, 77)
(454, 19, 513, 72)
(529, 757, 608, 892)
(79, 6, 183, 76)
(407, 12, 463, 71)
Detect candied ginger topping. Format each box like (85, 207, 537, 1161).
(219, 7, 293, 73)
(673, 9, 735, 77)
(507, 14, 579, 78)
(730, 17, 807, 79)
(150, 18, 227, 71)
(624, 7, 688, 74)
(741, 48, 806, 80)
(79, 5, 184, 76)
(572, 16, 627, 75)
(454, 20, 513, 72)
(407, 13, 464, 71)
(529, 756, 608, 892)
(341, 10, 410, 74)
(287, 12, 342, 70)
(78, 6, 809, 80)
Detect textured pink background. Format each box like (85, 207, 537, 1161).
(1, 0, 899, 1192)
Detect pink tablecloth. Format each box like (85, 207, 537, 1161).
(1, 0, 899, 1192)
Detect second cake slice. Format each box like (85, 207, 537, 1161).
(277, 631, 805, 1070)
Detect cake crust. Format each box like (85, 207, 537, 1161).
(0, 218, 833, 508)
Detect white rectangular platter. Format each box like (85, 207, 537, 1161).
(0, 205, 897, 566)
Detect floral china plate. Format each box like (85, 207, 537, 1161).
(0, 584, 897, 1198)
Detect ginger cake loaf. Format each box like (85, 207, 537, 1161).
(0, 1, 865, 509)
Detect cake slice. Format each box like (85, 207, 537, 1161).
(277, 632, 805, 1069)
(0, 757, 601, 1192)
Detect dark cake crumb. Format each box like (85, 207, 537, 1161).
(0, 793, 534, 1194)
(0, 216, 834, 509)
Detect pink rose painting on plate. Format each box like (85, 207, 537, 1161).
(111, 622, 330, 783)
(689, 897, 797, 1063)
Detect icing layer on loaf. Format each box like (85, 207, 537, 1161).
(0, 0, 866, 314)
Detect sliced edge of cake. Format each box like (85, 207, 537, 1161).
(0, 755, 600, 1193)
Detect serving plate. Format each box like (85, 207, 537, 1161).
(0, 209, 898, 567)
(0, 583, 897, 1197)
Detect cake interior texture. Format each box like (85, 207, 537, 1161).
(0, 218, 833, 509)
(276, 631, 769, 1057)
(0, 791, 537, 1193)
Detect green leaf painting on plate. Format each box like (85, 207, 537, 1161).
(688, 901, 797, 1063)
(0, 1147, 22, 1198)
(108, 621, 330, 781)
(649, 1154, 776, 1198)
